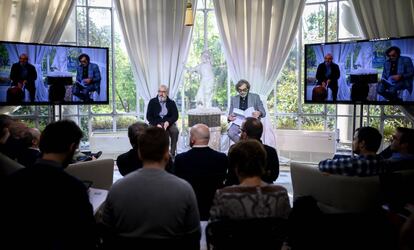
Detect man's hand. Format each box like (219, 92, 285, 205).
(157, 124, 163, 128)
(163, 121, 169, 130)
(252, 111, 261, 118)
(228, 114, 236, 121)
(83, 78, 92, 84)
(391, 75, 402, 81)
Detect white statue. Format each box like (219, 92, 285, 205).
(188, 51, 215, 108)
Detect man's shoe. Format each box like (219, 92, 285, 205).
(91, 151, 102, 159)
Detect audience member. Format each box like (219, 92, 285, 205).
(387, 127, 414, 161)
(173, 123, 229, 220)
(146, 84, 179, 156)
(0, 114, 24, 179)
(318, 126, 384, 176)
(101, 127, 200, 247)
(209, 139, 291, 221)
(0, 120, 97, 249)
(226, 117, 279, 185)
(17, 127, 41, 168)
(116, 121, 148, 176)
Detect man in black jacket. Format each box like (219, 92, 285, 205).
(10, 53, 38, 102)
(226, 117, 279, 185)
(146, 84, 179, 156)
(315, 53, 340, 102)
(0, 120, 97, 249)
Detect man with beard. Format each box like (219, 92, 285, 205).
(0, 120, 97, 249)
(377, 46, 414, 102)
(315, 53, 340, 102)
(146, 84, 179, 156)
(9, 53, 38, 102)
(227, 79, 266, 143)
(74, 53, 101, 102)
(318, 126, 384, 176)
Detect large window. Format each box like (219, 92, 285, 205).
(8, 0, 413, 150)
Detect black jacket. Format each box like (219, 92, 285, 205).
(146, 96, 178, 126)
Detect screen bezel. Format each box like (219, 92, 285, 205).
(304, 36, 414, 105)
(0, 40, 109, 106)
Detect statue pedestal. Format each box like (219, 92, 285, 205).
(188, 107, 222, 151)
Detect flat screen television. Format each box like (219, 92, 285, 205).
(0, 41, 109, 105)
(304, 36, 414, 105)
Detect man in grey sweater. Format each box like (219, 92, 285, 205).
(101, 127, 200, 247)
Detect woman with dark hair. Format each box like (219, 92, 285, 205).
(209, 139, 291, 220)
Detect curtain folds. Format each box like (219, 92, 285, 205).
(114, 0, 197, 103)
(0, 0, 75, 44)
(213, 0, 305, 147)
(351, 0, 414, 121)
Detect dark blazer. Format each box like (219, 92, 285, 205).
(316, 62, 340, 88)
(0, 159, 97, 249)
(10, 62, 38, 87)
(173, 147, 229, 220)
(116, 148, 174, 176)
(262, 144, 280, 184)
(225, 142, 280, 185)
(146, 96, 179, 126)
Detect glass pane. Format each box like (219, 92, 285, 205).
(89, 0, 111, 7)
(88, 8, 112, 47)
(77, 0, 86, 6)
(385, 106, 404, 116)
(116, 116, 139, 130)
(76, 7, 87, 46)
(306, 0, 325, 3)
(302, 4, 326, 43)
(92, 115, 113, 132)
(80, 116, 90, 141)
(60, 8, 76, 44)
(338, 1, 362, 39)
(276, 116, 298, 129)
(114, 14, 136, 113)
(327, 2, 338, 42)
(302, 116, 325, 130)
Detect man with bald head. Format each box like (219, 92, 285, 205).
(173, 123, 229, 220)
(315, 53, 340, 101)
(146, 84, 179, 156)
(10, 53, 38, 102)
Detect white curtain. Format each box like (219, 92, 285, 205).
(114, 0, 197, 104)
(351, 0, 414, 119)
(0, 0, 75, 43)
(213, 0, 305, 147)
(0, 0, 75, 113)
(313, 43, 355, 101)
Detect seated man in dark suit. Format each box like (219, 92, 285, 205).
(116, 121, 148, 176)
(173, 123, 229, 220)
(146, 84, 179, 156)
(226, 117, 279, 185)
(117, 121, 173, 176)
(0, 120, 97, 249)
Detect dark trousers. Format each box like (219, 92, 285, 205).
(167, 123, 179, 156)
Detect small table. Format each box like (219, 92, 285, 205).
(47, 76, 73, 103)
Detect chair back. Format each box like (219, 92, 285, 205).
(205, 218, 288, 250)
(65, 158, 114, 190)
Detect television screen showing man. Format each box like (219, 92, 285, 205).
(73, 53, 101, 102)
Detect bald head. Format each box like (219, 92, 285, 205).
(29, 128, 41, 148)
(190, 123, 210, 146)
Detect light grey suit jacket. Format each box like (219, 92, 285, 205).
(228, 92, 266, 118)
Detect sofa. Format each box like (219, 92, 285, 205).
(65, 158, 114, 190)
(290, 161, 414, 214)
(290, 161, 382, 213)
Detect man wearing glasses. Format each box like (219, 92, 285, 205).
(377, 46, 414, 102)
(227, 79, 266, 143)
(146, 85, 179, 156)
(74, 53, 101, 102)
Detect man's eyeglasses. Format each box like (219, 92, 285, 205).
(238, 88, 248, 93)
